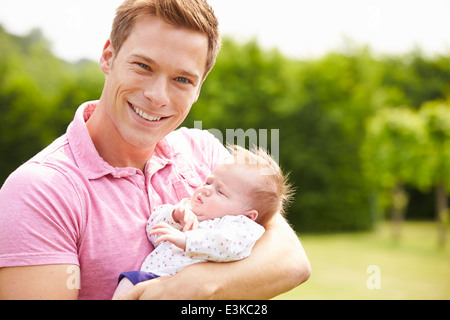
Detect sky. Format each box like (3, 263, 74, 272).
(0, 0, 449, 62)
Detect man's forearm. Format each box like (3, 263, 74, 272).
(0, 265, 80, 300)
(200, 213, 311, 299)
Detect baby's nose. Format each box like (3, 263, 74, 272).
(202, 186, 212, 197)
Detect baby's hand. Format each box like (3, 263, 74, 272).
(149, 222, 187, 250)
(172, 198, 199, 232)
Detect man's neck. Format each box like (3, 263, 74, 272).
(85, 102, 154, 172)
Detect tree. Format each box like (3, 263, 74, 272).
(362, 102, 450, 246)
(419, 100, 450, 247)
(0, 26, 104, 184)
(361, 107, 427, 240)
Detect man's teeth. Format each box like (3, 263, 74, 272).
(132, 105, 162, 121)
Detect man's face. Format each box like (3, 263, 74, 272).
(99, 15, 208, 150)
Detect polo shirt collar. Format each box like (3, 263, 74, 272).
(67, 101, 175, 180)
(66, 101, 114, 179)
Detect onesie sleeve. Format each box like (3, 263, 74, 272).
(146, 204, 181, 246)
(185, 215, 265, 262)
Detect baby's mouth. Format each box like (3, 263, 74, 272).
(195, 194, 203, 204)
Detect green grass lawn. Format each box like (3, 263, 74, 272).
(274, 221, 450, 300)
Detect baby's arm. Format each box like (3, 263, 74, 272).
(172, 198, 199, 231)
(185, 216, 266, 262)
(148, 222, 187, 250)
(148, 216, 265, 263)
(147, 199, 199, 248)
(146, 204, 181, 246)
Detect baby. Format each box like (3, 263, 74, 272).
(113, 145, 293, 298)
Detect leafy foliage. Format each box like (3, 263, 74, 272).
(0, 26, 104, 183)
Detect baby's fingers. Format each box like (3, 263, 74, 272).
(182, 218, 199, 232)
(154, 234, 172, 244)
(148, 222, 172, 236)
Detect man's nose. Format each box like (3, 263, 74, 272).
(143, 75, 170, 107)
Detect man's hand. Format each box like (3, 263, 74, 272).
(149, 222, 187, 250)
(172, 198, 199, 231)
(113, 272, 214, 300)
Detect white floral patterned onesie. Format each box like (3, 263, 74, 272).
(140, 204, 265, 276)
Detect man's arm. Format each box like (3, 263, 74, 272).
(0, 265, 80, 300)
(0, 164, 83, 300)
(117, 213, 311, 300)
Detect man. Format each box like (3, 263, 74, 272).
(0, 0, 310, 299)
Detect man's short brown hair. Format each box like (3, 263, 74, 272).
(110, 0, 221, 77)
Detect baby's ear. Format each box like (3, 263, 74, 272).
(244, 210, 258, 221)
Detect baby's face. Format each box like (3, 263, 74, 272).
(189, 164, 260, 222)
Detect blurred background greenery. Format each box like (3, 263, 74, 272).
(1, 26, 449, 299)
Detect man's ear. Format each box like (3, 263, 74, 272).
(244, 209, 258, 222)
(99, 39, 114, 75)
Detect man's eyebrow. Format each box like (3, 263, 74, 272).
(130, 53, 156, 65)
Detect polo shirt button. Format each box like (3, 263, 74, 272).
(112, 168, 137, 178)
(113, 171, 126, 178)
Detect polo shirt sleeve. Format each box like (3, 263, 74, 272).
(0, 162, 82, 268)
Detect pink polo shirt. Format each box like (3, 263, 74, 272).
(0, 101, 229, 300)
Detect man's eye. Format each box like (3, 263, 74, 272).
(175, 77, 189, 84)
(137, 63, 150, 70)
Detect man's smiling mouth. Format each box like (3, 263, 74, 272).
(130, 103, 163, 121)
